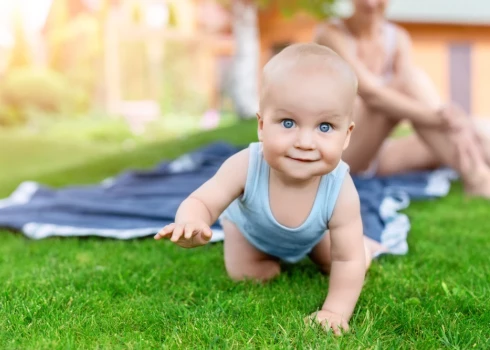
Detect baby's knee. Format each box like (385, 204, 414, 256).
(226, 260, 281, 283)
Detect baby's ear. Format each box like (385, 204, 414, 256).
(257, 113, 264, 141)
(343, 121, 355, 151)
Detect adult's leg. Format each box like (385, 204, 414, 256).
(342, 97, 399, 174)
(472, 118, 490, 165)
(222, 219, 280, 282)
(365, 69, 490, 177)
(395, 67, 490, 196)
(373, 68, 441, 175)
(375, 134, 439, 175)
(343, 94, 439, 176)
(407, 68, 490, 167)
(344, 66, 490, 196)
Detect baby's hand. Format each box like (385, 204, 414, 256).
(154, 221, 212, 248)
(305, 309, 350, 336)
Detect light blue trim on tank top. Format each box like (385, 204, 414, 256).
(220, 142, 350, 263)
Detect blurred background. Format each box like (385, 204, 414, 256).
(0, 0, 489, 153)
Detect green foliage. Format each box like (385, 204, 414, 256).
(220, 0, 338, 18)
(0, 0, 101, 127)
(0, 105, 23, 127)
(0, 68, 90, 127)
(167, 2, 179, 28)
(265, 0, 338, 18)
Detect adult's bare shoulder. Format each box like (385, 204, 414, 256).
(313, 22, 351, 58)
(391, 24, 414, 71)
(313, 21, 349, 52)
(392, 24, 413, 47)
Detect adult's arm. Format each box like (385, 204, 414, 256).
(314, 23, 444, 128)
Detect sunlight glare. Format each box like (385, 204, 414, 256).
(0, 0, 53, 47)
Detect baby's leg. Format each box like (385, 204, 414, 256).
(222, 219, 280, 282)
(308, 232, 386, 274)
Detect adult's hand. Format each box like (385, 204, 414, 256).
(438, 103, 471, 132)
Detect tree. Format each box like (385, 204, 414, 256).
(230, 0, 259, 119)
(229, 0, 337, 119)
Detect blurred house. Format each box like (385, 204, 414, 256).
(44, 0, 235, 129)
(259, 0, 490, 117)
(175, 0, 490, 118)
(100, 0, 235, 120)
(20, 0, 489, 118)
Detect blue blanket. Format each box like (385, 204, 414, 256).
(0, 142, 456, 255)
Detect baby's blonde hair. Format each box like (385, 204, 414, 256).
(260, 43, 358, 112)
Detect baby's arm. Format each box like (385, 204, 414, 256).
(318, 174, 366, 333)
(154, 148, 249, 247)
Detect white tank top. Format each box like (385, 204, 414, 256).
(221, 142, 350, 263)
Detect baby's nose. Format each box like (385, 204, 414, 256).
(294, 130, 315, 150)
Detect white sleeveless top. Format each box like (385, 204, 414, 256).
(220, 142, 350, 263)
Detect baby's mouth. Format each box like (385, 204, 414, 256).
(286, 156, 318, 163)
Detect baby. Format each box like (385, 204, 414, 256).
(155, 43, 378, 335)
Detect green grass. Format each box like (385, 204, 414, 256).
(1, 120, 489, 349)
(0, 133, 117, 196)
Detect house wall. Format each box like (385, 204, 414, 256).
(401, 23, 490, 117)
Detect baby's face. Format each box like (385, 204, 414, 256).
(258, 70, 355, 181)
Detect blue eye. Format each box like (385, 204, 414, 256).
(281, 119, 295, 129)
(319, 123, 331, 133)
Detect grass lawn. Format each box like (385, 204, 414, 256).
(1, 120, 489, 349)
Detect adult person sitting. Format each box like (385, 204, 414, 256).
(314, 0, 490, 198)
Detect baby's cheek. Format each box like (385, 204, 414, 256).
(262, 145, 279, 165)
(322, 148, 343, 166)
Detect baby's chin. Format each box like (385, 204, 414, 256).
(269, 161, 335, 182)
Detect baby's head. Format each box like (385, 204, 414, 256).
(257, 42, 358, 181)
